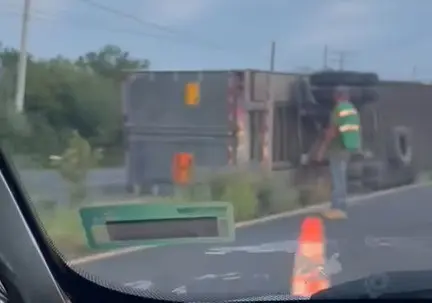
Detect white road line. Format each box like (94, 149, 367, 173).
(223, 275, 241, 281)
(172, 285, 187, 295)
(195, 274, 218, 280)
(194, 272, 242, 282)
(205, 240, 303, 255)
(124, 280, 153, 291)
(223, 272, 240, 277)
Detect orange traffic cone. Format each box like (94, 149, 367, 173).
(291, 216, 329, 297)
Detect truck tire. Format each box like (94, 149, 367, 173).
(362, 159, 417, 191)
(312, 87, 378, 107)
(387, 126, 413, 167)
(347, 163, 363, 179)
(347, 154, 364, 179)
(348, 179, 366, 194)
(362, 160, 387, 190)
(389, 164, 417, 186)
(312, 87, 377, 100)
(402, 165, 417, 185)
(309, 71, 379, 86)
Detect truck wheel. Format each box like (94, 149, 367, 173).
(309, 71, 379, 86)
(348, 179, 365, 194)
(386, 162, 417, 187)
(362, 160, 387, 190)
(347, 160, 364, 179)
(399, 165, 417, 185)
(312, 87, 378, 107)
(387, 126, 413, 167)
(361, 88, 379, 101)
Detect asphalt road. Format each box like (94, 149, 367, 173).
(79, 184, 432, 300)
(19, 168, 127, 204)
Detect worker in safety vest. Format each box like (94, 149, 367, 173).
(314, 86, 361, 219)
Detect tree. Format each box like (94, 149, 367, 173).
(0, 43, 150, 167)
(76, 44, 150, 81)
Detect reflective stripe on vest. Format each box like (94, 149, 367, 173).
(338, 109, 358, 117)
(339, 124, 360, 132)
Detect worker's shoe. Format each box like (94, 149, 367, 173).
(321, 209, 347, 220)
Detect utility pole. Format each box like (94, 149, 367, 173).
(263, 41, 276, 172)
(329, 50, 355, 71)
(335, 51, 347, 70)
(15, 0, 31, 113)
(270, 41, 275, 71)
(412, 66, 417, 81)
(323, 45, 328, 69)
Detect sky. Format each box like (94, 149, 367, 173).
(0, 0, 431, 81)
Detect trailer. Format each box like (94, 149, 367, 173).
(121, 69, 417, 195)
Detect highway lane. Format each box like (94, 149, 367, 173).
(78, 184, 432, 300)
(78, 213, 310, 300)
(330, 185, 432, 287)
(18, 168, 127, 205)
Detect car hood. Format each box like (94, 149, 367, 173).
(181, 270, 432, 301)
(312, 269, 432, 299)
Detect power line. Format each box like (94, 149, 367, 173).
(328, 49, 356, 71)
(2, 4, 278, 69)
(76, 0, 225, 51)
(3, 9, 184, 42)
(2, 8, 230, 51)
(3, 1, 282, 63)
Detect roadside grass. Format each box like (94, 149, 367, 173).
(38, 206, 88, 260)
(35, 167, 330, 260)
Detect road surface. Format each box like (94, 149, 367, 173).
(79, 184, 432, 300)
(18, 168, 129, 205)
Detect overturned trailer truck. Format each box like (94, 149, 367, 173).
(121, 70, 418, 195)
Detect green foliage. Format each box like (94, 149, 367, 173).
(177, 168, 300, 222)
(253, 173, 301, 215)
(221, 177, 259, 222)
(0, 42, 149, 167)
(293, 166, 331, 207)
(50, 131, 103, 204)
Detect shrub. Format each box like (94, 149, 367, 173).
(174, 168, 259, 221)
(254, 172, 300, 216)
(294, 166, 331, 206)
(221, 175, 259, 222)
(179, 167, 301, 222)
(50, 131, 103, 205)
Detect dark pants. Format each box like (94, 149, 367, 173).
(329, 155, 348, 211)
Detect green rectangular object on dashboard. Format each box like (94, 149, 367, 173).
(79, 201, 235, 250)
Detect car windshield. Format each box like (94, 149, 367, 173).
(1, 0, 432, 300)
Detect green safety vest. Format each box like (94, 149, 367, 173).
(334, 102, 361, 151)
